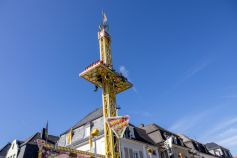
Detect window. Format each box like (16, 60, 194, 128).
(133, 152, 139, 158)
(179, 139, 184, 146)
(84, 126, 90, 138)
(161, 151, 169, 158)
(128, 127, 135, 139)
(124, 147, 129, 158)
(227, 151, 232, 157)
(214, 149, 221, 156)
(139, 151, 143, 158)
(223, 150, 231, 157)
(163, 132, 169, 139)
(129, 149, 133, 158)
(173, 137, 178, 144)
(209, 149, 215, 155)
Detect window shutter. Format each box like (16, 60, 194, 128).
(139, 151, 143, 158)
(129, 148, 133, 158)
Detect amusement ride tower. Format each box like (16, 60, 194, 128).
(80, 14, 133, 158)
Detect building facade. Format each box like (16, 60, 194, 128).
(140, 124, 190, 158)
(0, 109, 234, 158)
(57, 108, 159, 158)
(0, 131, 58, 158)
(205, 143, 233, 158)
(178, 135, 217, 158)
(5, 140, 22, 158)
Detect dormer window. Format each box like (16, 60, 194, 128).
(173, 137, 177, 144)
(179, 139, 184, 146)
(128, 127, 135, 139)
(163, 132, 169, 139)
(84, 126, 90, 138)
(124, 126, 135, 139)
(124, 128, 130, 138)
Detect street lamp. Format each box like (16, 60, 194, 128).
(90, 128, 100, 158)
(178, 153, 183, 158)
(147, 147, 153, 158)
(91, 128, 99, 137)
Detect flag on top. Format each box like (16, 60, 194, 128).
(102, 11, 108, 25)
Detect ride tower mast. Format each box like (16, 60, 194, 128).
(80, 13, 133, 158)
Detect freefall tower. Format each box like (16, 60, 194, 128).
(80, 14, 133, 158)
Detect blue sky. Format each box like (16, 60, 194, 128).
(0, 0, 237, 155)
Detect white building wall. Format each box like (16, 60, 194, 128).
(75, 136, 159, 158)
(120, 138, 159, 158)
(76, 136, 105, 155)
(6, 140, 18, 158)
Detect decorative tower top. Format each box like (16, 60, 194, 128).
(98, 12, 112, 68)
(99, 12, 110, 35)
(80, 13, 133, 94)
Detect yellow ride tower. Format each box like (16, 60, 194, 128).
(80, 14, 133, 158)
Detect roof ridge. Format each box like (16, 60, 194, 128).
(143, 123, 179, 136)
(0, 142, 11, 153)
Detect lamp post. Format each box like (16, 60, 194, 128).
(147, 147, 153, 158)
(91, 129, 99, 158)
(178, 153, 183, 158)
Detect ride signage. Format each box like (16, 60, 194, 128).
(106, 115, 130, 138)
